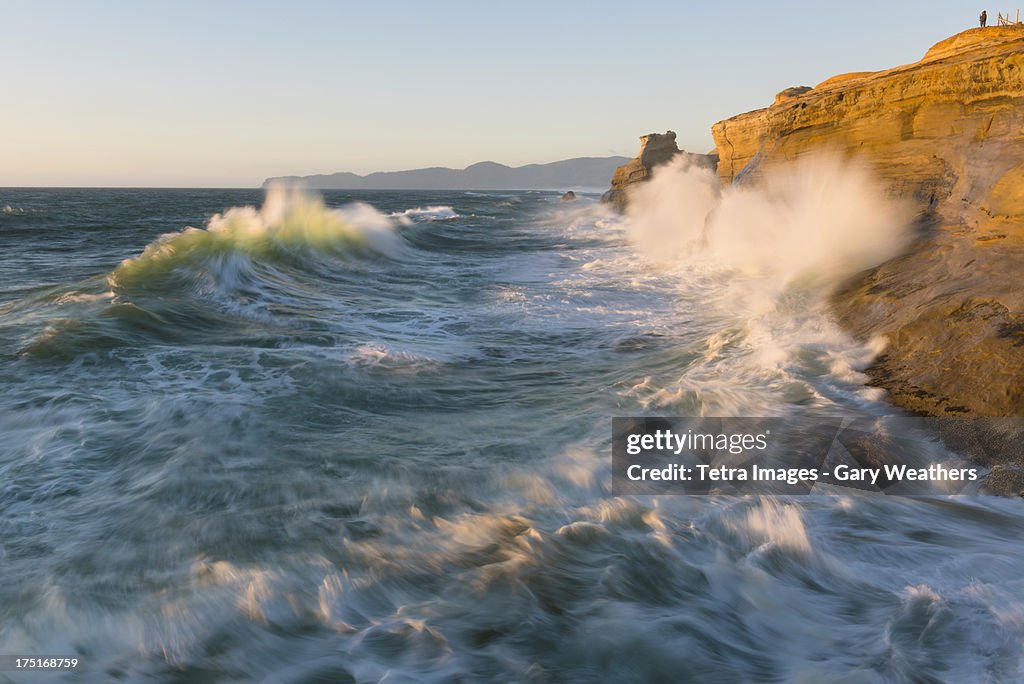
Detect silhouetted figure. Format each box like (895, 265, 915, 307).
(980, 10, 987, 27)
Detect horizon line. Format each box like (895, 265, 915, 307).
(0, 185, 610, 191)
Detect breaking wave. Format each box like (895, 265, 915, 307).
(109, 186, 405, 292)
(603, 154, 916, 415)
(626, 153, 914, 294)
(389, 205, 460, 223)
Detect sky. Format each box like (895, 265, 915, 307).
(1, 1, 988, 187)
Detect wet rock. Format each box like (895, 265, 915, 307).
(711, 26, 1024, 417)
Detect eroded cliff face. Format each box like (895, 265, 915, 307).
(713, 26, 1024, 215)
(603, 132, 717, 207)
(712, 26, 1024, 416)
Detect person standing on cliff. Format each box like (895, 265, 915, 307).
(980, 10, 987, 27)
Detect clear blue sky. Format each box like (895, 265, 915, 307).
(1, 1, 986, 187)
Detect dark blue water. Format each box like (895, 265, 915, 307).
(1, 186, 1022, 683)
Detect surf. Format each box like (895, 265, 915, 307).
(109, 186, 406, 292)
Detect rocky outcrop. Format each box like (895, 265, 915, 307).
(602, 132, 717, 207)
(774, 86, 812, 104)
(560, 191, 577, 202)
(712, 26, 1024, 416)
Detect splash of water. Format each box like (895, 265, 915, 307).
(109, 186, 404, 290)
(389, 205, 460, 224)
(626, 153, 914, 295)
(615, 154, 914, 415)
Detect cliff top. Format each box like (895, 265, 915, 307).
(832, 25, 1024, 89)
(725, 25, 1024, 120)
(636, 131, 678, 168)
(922, 25, 1024, 62)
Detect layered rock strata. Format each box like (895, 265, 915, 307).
(711, 26, 1024, 417)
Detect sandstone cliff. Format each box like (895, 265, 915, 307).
(713, 26, 1024, 213)
(603, 132, 717, 207)
(711, 26, 1024, 417)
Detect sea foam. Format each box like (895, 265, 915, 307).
(109, 186, 404, 291)
(626, 153, 914, 295)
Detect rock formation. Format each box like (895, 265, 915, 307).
(712, 26, 1024, 210)
(602, 132, 717, 207)
(560, 191, 577, 202)
(710, 26, 1024, 417)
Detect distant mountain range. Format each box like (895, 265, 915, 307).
(262, 156, 630, 190)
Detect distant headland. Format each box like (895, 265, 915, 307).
(263, 156, 630, 191)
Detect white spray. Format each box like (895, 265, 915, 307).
(626, 153, 913, 295)
(619, 153, 914, 414)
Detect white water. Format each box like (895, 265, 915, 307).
(0, 184, 1022, 682)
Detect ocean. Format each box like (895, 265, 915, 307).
(1, 184, 1023, 682)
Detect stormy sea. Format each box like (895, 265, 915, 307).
(2, 166, 1024, 682)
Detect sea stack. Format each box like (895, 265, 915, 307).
(601, 132, 717, 208)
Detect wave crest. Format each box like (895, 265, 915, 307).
(109, 186, 403, 290)
(389, 205, 460, 225)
